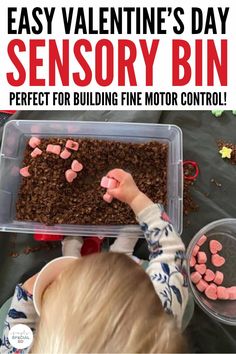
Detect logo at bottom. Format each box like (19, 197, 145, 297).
(8, 324, 33, 350)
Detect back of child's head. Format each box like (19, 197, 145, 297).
(31, 252, 186, 353)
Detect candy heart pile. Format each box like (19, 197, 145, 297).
(20, 137, 83, 183)
(20, 136, 120, 204)
(190, 235, 236, 300)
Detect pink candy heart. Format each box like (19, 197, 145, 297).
(46, 144, 54, 153)
(60, 148, 71, 159)
(196, 279, 208, 292)
(228, 287, 236, 300)
(209, 240, 223, 254)
(101, 176, 110, 188)
(195, 264, 206, 275)
(204, 269, 215, 282)
(71, 160, 83, 172)
(31, 147, 42, 158)
(20, 166, 31, 177)
(192, 245, 200, 257)
(190, 271, 202, 284)
(66, 140, 79, 151)
(190, 255, 196, 267)
(217, 286, 229, 300)
(214, 271, 224, 285)
(211, 254, 225, 267)
(101, 176, 118, 189)
(29, 137, 41, 148)
(65, 169, 77, 183)
(46, 144, 61, 155)
(52, 145, 61, 155)
(197, 251, 207, 264)
(103, 192, 113, 203)
(205, 284, 217, 300)
(197, 235, 207, 247)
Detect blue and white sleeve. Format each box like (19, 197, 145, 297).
(0, 284, 38, 353)
(136, 204, 189, 328)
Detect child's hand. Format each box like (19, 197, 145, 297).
(107, 169, 140, 204)
(107, 169, 153, 214)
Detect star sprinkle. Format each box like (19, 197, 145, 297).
(219, 146, 232, 159)
(212, 110, 224, 117)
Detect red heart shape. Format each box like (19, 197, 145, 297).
(71, 160, 83, 173)
(209, 240, 222, 254)
(65, 169, 77, 183)
(211, 254, 225, 267)
(205, 284, 217, 300)
(204, 269, 215, 282)
(195, 264, 207, 275)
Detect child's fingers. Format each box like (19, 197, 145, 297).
(107, 187, 120, 198)
(107, 168, 127, 181)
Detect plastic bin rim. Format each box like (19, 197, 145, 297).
(4, 120, 183, 132)
(0, 120, 183, 236)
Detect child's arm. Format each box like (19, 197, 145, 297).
(107, 169, 189, 327)
(135, 202, 188, 327)
(0, 277, 38, 353)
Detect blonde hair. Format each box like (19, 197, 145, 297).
(31, 252, 186, 353)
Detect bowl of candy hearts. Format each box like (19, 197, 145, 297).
(186, 219, 236, 325)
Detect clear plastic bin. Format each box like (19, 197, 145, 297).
(0, 120, 183, 237)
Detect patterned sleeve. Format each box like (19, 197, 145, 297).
(136, 204, 189, 328)
(0, 285, 38, 353)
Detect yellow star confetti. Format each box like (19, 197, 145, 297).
(219, 146, 232, 159)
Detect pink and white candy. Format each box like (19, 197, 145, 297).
(65, 169, 77, 183)
(46, 144, 61, 155)
(101, 176, 118, 189)
(29, 137, 41, 148)
(60, 148, 71, 159)
(103, 192, 113, 203)
(66, 140, 79, 151)
(31, 147, 42, 158)
(20, 166, 31, 177)
(71, 160, 83, 172)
